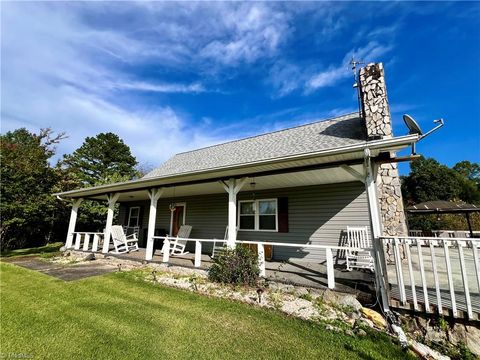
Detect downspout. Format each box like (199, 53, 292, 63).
(364, 148, 408, 348)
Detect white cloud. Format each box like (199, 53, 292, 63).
(0, 2, 226, 165)
(306, 66, 348, 90)
(306, 41, 393, 92)
(111, 81, 206, 94)
(269, 40, 395, 96)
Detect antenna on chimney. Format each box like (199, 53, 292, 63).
(350, 57, 364, 117)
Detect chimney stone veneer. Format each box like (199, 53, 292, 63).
(359, 63, 407, 236)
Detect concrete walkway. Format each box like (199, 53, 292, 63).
(4, 256, 117, 281)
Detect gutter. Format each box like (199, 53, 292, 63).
(53, 134, 419, 198)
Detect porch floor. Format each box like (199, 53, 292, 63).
(107, 248, 375, 296)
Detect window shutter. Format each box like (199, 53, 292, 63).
(278, 197, 288, 233)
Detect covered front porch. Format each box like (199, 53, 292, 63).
(57, 136, 416, 297)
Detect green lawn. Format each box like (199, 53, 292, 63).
(0, 262, 414, 360)
(0, 242, 63, 258)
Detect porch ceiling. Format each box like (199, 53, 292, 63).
(97, 164, 365, 202)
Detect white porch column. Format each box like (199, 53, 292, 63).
(65, 198, 83, 249)
(146, 188, 164, 261)
(221, 178, 247, 248)
(364, 149, 390, 311)
(102, 193, 120, 253)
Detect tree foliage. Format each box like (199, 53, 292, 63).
(1, 128, 67, 250)
(1, 129, 140, 249)
(453, 160, 480, 189)
(401, 157, 480, 231)
(62, 132, 138, 186)
(61, 133, 140, 231)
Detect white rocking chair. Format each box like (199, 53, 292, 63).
(163, 225, 193, 256)
(212, 226, 229, 258)
(346, 226, 374, 271)
(111, 225, 139, 254)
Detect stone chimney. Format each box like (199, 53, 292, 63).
(359, 63, 407, 236)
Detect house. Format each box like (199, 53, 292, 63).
(55, 62, 417, 270)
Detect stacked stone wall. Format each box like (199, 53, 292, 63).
(359, 63, 393, 140)
(359, 63, 407, 236)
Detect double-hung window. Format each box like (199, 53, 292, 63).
(238, 199, 277, 231)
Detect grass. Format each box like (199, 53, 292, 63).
(0, 242, 63, 258)
(0, 262, 415, 360)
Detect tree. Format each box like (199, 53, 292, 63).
(453, 160, 480, 187)
(401, 157, 480, 231)
(62, 132, 138, 186)
(401, 157, 464, 205)
(61, 133, 139, 231)
(0, 128, 67, 250)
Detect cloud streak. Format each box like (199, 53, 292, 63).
(1, 1, 401, 167)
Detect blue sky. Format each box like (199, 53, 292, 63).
(1, 2, 479, 174)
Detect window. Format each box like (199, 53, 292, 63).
(238, 199, 277, 231)
(127, 207, 140, 227)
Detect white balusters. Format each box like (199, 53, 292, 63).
(163, 238, 170, 263)
(82, 234, 90, 251)
(194, 241, 202, 267)
(429, 240, 442, 314)
(443, 239, 457, 317)
(405, 239, 418, 310)
(393, 238, 406, 304)
(258, 244, 266, 277)
(92, 234, 99, 252)
(326, 247, 335, 290)
(458, 241, 473, 319)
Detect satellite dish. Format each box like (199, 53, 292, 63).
(403, 114, 423, 135)
(402, 114, 445, 155)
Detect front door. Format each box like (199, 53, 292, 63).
(171, 205, 185, 236)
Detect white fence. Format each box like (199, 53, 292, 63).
(381, 236, 480, 319)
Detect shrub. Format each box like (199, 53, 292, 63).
(208, 246, 259, 286)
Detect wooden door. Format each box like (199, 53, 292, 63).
(171, 205, 185, 236)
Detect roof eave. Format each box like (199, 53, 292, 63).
(54, 134, 419, 199)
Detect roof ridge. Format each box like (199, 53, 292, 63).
(171, 112, 360, 157)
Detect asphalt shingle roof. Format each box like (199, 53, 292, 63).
(144, 113, 366, 178)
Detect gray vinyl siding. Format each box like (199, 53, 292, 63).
(118, 181, 371, 262)
(237, 183, 371, 262)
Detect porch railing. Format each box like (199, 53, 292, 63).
(381, 236, 480, 320)
(69, 232, 104, 252)
(408, 230, 480, 238)
(152, 236, 371, 290)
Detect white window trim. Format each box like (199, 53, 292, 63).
(127, 206, 140, 227)
(169, 202, 187, 235)
(238, 198, 278, 232)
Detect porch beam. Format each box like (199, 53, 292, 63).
(102, 193, 120, 253)
(340, 165, 365, 183)
(146, 188, 165, 261)
(65, 198, 83, 249)
(364, 149, 390, 312)
(64, 158, 366, 200)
